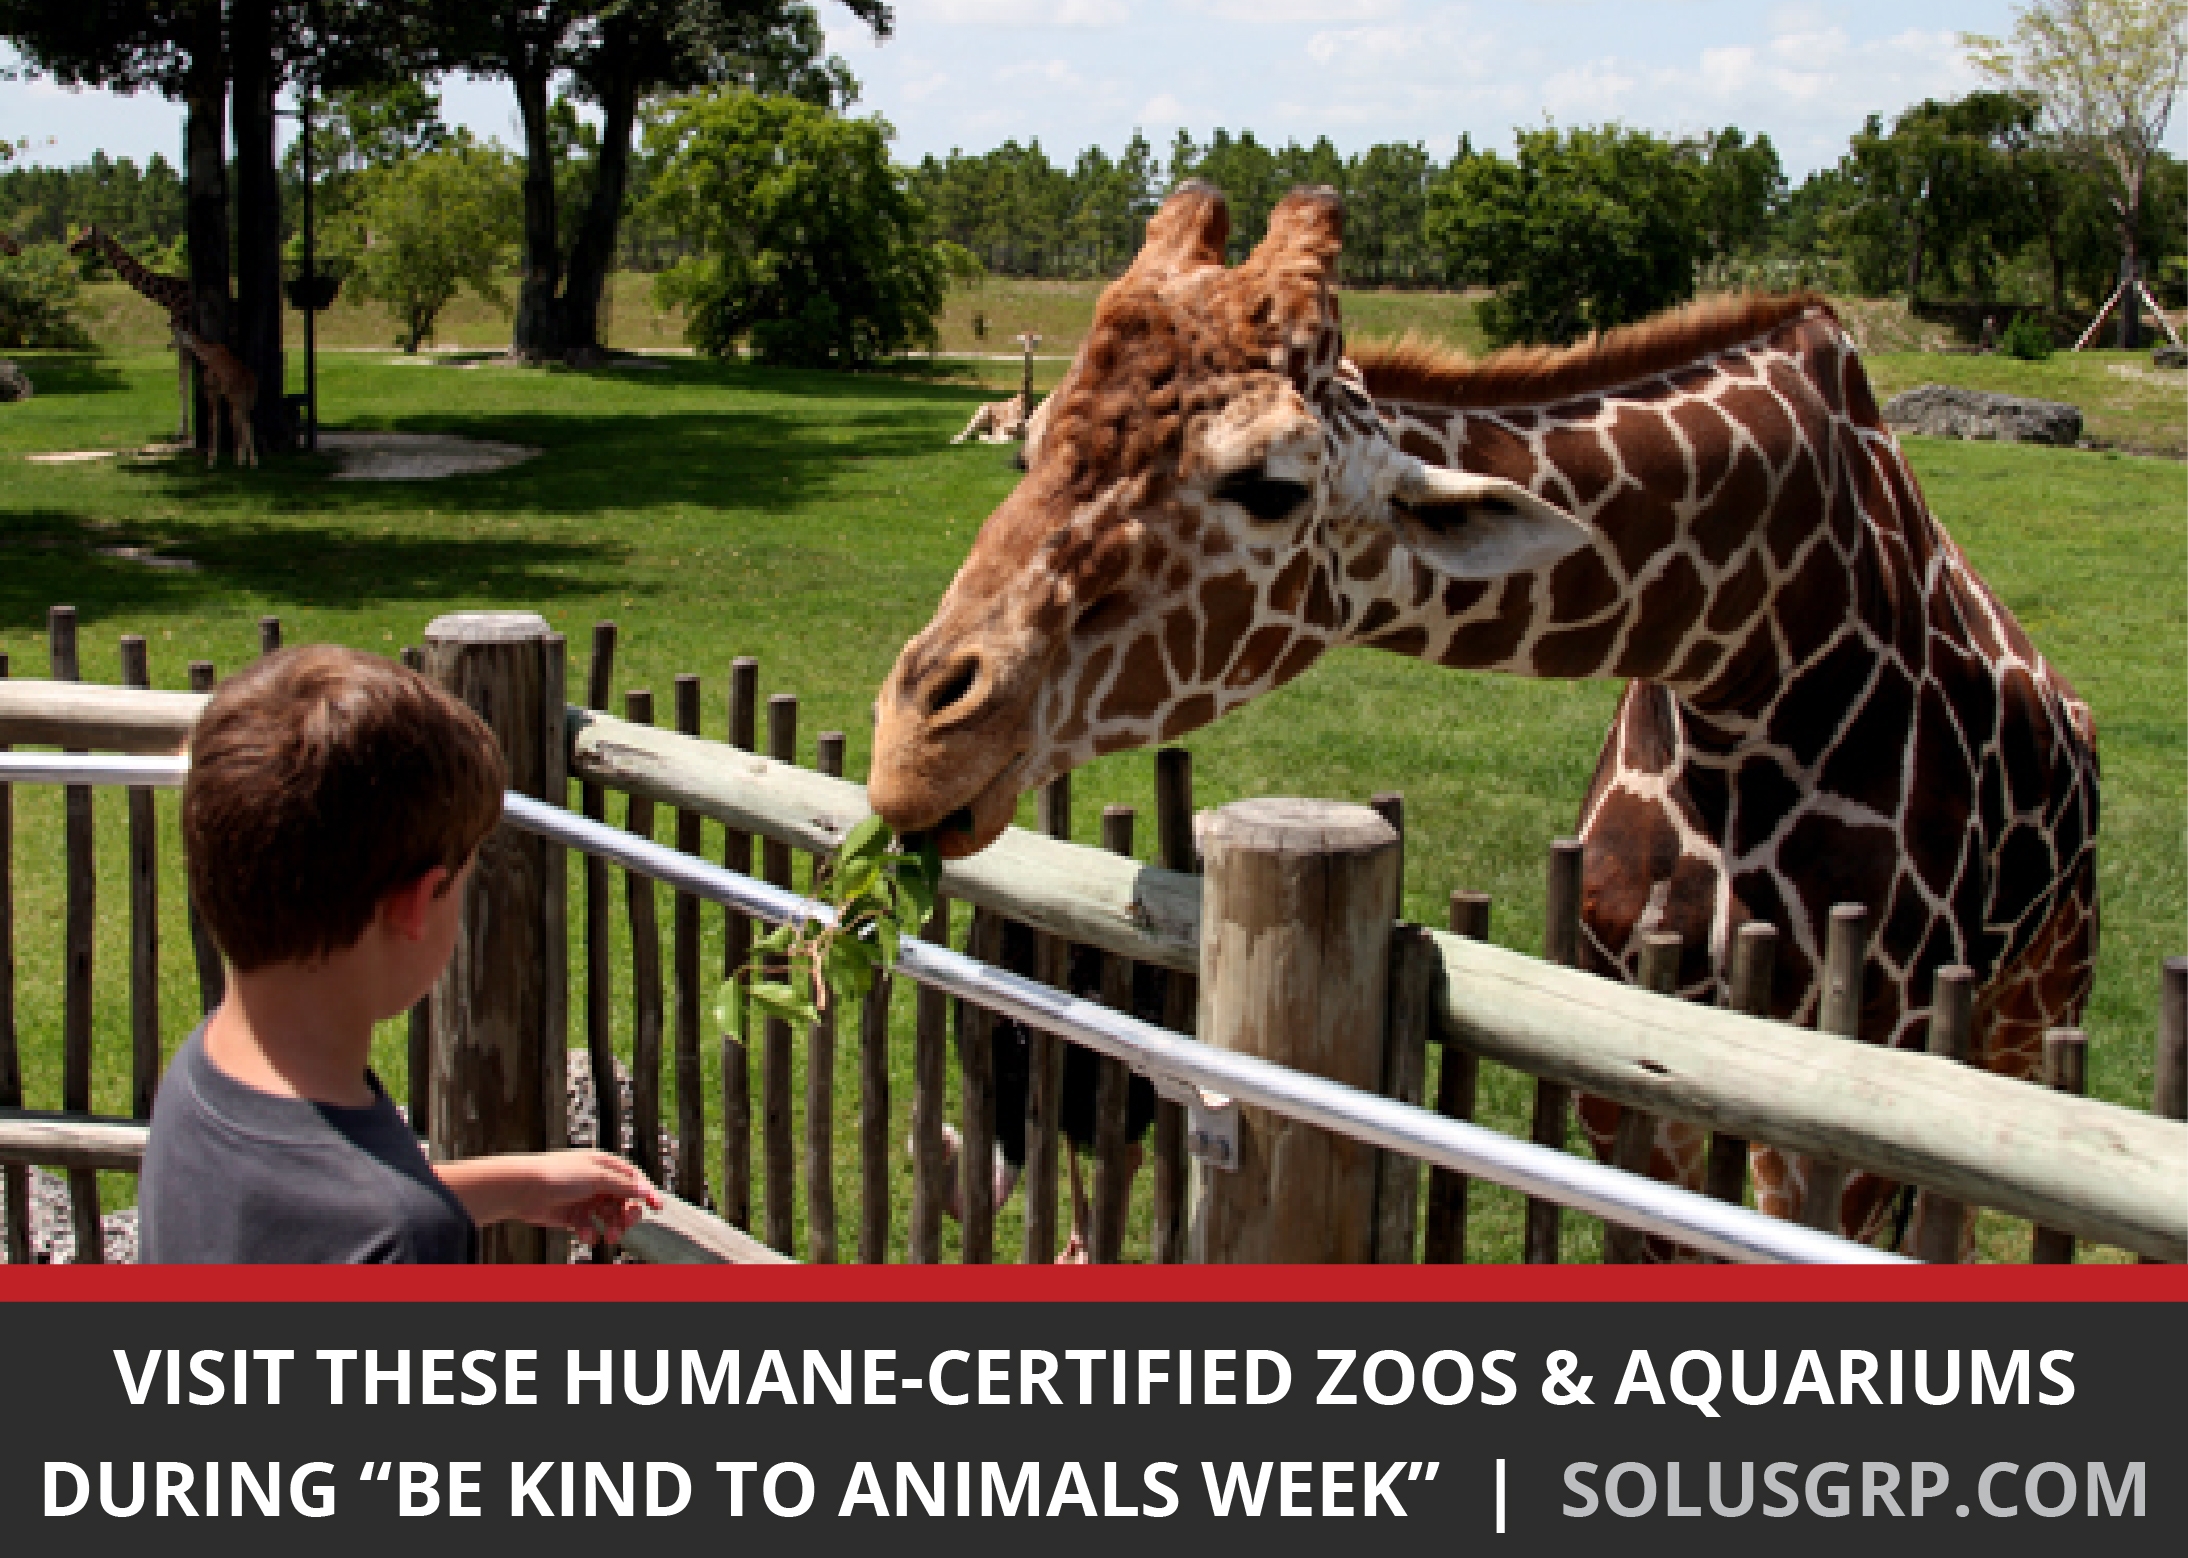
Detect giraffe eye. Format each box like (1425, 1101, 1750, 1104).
(1213, 470, 1312, 523)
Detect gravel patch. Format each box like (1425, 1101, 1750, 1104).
(320, 431, 540, 481)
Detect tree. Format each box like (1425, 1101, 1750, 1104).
(646, 90, 944, 367)
(422, 0, 886, 361)
(339, 139, 521, 351)
(1835, 95, 2043, 301)
(1695, 127, 1784, 267)
(1967, 0, 2188, 343)
(1427, 125, 1704, 346)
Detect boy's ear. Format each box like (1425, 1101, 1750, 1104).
(379, 866, 452, 942)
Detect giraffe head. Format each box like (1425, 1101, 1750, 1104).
(869, 183, 1588, 856)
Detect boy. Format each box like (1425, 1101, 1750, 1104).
(141, 645, 658, 1262)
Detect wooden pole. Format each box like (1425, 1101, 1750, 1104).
(424, 611, 554, 1264)
(761, 693, 798, 1253)
(1707, 923, 1775, 1210)
(1191, 799, 1400, 1263)
(394, 647, 434, 1133)
(722, 656, 759, 985)
(50, 606, 101, 1263)
(1908, 966, 1976, 1262)
(1366, 792, 1429, 1264)
(957, 907, 1002, 1262)
(2030, 1029, 2088, 1264)
(119, 636, 161, 1122)
(1090, 804, 1137, 1264)
(1525, 838, 1583, 1264)
(1150, 748, 1194, 1264)
(858, 920, 891, 1264)
(1423, 890, 1488, 1263)
(0, 650, 23, 1265)
(805, 730, 845, 1265)
(580, 623, 621, 1169)
(183, 660, 225, 1018)
(721, 1031, 751, 1232)
(909, 894, 951, 1264)
(1604, 929, 1679, 1262)
(1801, 903, 1867, 1233)
(539, 631, 569, 1264)
(1022, 775, 1069, 1265)
(257, 615, 281, 657)
(2149, 959, 2187, 1266)
(623, 689, 665, 1188)
(672, 675, 707, 1205)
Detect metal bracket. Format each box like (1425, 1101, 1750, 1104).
(1150, 1073, 1240, 1171)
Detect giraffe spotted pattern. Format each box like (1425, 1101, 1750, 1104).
(870, 185, 2099, 1255)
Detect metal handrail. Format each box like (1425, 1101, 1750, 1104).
(0, 751, 1900, 1265)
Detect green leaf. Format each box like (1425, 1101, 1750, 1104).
(841, 813, 890, 869)
(876, 918, 901, 967)
(824, 935, 876, 1001)
(713, 978, 747, 1041)
(837, 858, 882, 903)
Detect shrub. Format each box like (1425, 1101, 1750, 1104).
(0, 241, 92, 349)
(2000, 314, 2054, 360)
(646, 91, 945, 368)
(335, 141, 520, 352)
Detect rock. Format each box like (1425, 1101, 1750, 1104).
(2151, 346, 2188, 370)
(0, 361, 31, 403)
(1881, 384, 2082, 447)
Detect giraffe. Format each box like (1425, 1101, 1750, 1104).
(176, 327, 258, 469)
(951, 391, 1030, 445)
(68, 226, 195, 443)
(866, 183, 2101, 1253)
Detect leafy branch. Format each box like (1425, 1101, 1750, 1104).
(714, 815, 942, 1040)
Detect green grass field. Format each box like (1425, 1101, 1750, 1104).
(0, 326, 2178, 1264)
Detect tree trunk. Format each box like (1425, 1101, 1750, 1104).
(557, 41, 637, 358)
(2118, 238, 2143, 352)
(1906, 209, 1925, 303)
(508, 42, 561, 362)
(183, 3, 230, 456)
(228, 0, 290, 452)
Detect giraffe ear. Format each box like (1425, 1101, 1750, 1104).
(1254, 187, 1344, 281)
(1131, 182, 1230, 276)
(1389, 462, 1590, 579)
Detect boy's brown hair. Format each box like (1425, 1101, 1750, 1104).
(183, 646, 506, 971)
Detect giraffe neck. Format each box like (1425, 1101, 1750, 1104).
(93, 232, 190, 318)
(1327, 314, 1939, 726)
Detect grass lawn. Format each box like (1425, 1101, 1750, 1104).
(1867, 349, 2188, 459)
(0, 341, 2177, 1265)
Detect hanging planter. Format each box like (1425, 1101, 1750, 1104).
(286, 273, 340, 312)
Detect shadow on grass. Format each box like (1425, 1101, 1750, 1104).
(2, 352, 132, 396)
(122, 401, 993, 519)
(0, 507, 627, 633)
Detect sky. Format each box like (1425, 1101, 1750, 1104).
(3, 2, 2183, 179)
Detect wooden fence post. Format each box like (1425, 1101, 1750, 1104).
(1021, 775, 1070, 1266)
(1525, 838, 1584, 1263)
(1367, 791, 1430, 1265)
(0, 650, 23, 1264)
(806, 730, 845, 1265)
(1801, 903, 1868, 1233)
(1149, 747, 1195, 1264)
(540, 631, 569, 1265)
(1707, 923, 1776, 1212)
(1603, 930, 1680, 1262)
(119, 636, 161, 1124)
(580, 623, 620, 1179)
(1091, 804, 1137, 1264)
(1191, 799, 1399, 1263)
(908, 894, 952, 1264)
(2030, 1029, 2088, 1264)
(50, 606, 101, 1263)
(424, 611, 554, 1264)
(184, 660, 226, 1018)
(2148, 959, 2187, 1266)
(1422, 890, 1488, 1264)
(1908, 966, 1975, 1262)
(672, 676, 707, 1206)
(623, 690, 665, 1188)
(761, 693, 799, 1254)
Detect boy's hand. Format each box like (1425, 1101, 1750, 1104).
(437, 1150, 663, 1243)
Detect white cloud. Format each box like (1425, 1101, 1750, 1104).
(913, 0, 1131, 26)
(1540, 59, 1639, 120)
(1184, 0, 1402, 22)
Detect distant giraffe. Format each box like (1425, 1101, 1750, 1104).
(68, 226, 195, 442)
(176, 328, 257, 468)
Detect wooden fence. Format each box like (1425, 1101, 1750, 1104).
(1, 604, 2183, 1266)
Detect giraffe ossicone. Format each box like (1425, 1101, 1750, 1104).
(869, 182, 2098, 1252)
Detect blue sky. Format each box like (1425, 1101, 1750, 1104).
(4, 2, 2181, 179)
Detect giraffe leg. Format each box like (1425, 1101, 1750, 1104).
(239, 404, 257, 469)
(175, 341, 190, 443)
(207, 398, 222, 468)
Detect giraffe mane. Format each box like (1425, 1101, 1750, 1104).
(1348, 291, 1833, 410)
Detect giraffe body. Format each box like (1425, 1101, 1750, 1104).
(176, 328, 258, 468)
(69, 226, 196, 443)
(952, 392, 1029, 445)
(867, 185, 2099, 1253)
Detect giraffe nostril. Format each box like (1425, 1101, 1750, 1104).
(925, 659, 979, 717)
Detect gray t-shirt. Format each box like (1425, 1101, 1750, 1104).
(140, 1027, 477, 1263)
